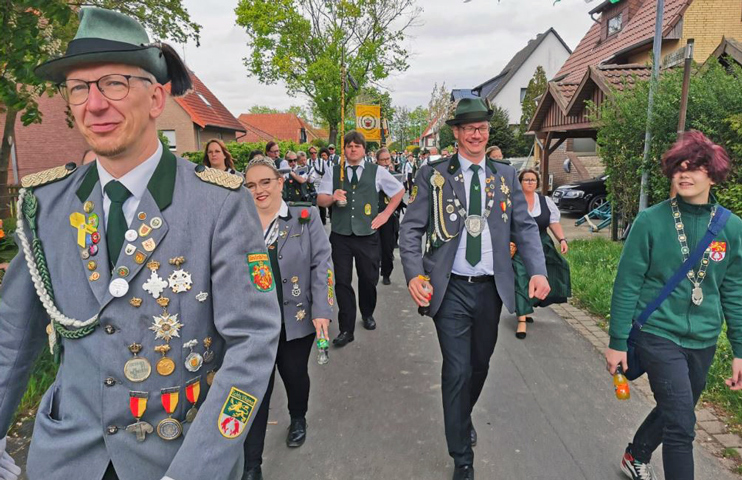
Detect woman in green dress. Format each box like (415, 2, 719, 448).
(512, 169, 571, 339)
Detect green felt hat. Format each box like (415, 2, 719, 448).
(35, 7, 169, 85)
(446, 98, 494, 126)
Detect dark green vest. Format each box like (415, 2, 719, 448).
(332, 163, 378, 236)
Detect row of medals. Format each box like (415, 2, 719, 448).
(73, 201, 214, 442)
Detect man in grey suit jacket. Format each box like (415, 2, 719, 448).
(0, 8, 280, 480)
(399, 98, 550, 480)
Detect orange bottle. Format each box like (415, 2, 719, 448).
(614, 365, 630, 400)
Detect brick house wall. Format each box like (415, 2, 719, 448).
(157, 96, 197, 156)
(0, 95, 89, 184)
(681, 0, 742, 60)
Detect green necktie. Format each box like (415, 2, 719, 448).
(466, 165, 482, 266)
(350, 165, 359, 186)
(104, 180, 132, 267)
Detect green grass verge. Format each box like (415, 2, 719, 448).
(9, 352, 58, 435)
(565, 238, 623, 321)
(566, 238, 742, 429)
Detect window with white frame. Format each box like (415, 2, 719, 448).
(160, 130, 177, 151)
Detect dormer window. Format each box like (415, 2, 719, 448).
(197, 93, 212, 107)
(608, 12, 623, 36)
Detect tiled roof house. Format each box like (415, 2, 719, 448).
(237, 113, 327, 144)
(158, 71, 245, 155)
(528, 0, 742, 190)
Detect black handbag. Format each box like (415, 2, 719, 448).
(624, 206, 731, 380)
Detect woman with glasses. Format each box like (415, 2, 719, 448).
(511, 169, 571, 339)
(242, 158, 334, 480)
(203, 139, 239, 175)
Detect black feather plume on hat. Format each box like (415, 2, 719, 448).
(158, 43, 192, 96)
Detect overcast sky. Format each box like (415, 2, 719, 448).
(180, 0, 595, 118)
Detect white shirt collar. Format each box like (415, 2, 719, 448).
(346, 161, 365, 170)
(97, 142, 163, 200)
(457, 152, 485, 172)
(278, 200, 289, 218)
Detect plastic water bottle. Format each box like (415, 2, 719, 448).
(418, 278, 432, 316)
(317, 334, 329, 365)
(614, 365, 630, 400)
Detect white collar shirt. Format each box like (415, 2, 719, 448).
(451, 153, 494, 276)
(97, 142, 162, 228)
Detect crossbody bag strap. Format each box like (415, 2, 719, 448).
(628, 206, 731, 341)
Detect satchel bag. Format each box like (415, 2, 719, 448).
(624, 206, 731, 380)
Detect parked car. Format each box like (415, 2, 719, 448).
(551, 175, 608, 214)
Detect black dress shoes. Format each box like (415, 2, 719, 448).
(382, 276, 391, 285)
(243, 466, 262, 480)
(333, 331, 354, 347)
(286, 417, 307, 447)
(453, 465, 474, 480)
(362, 316, 376, 330)
(470, 426, 477, 447)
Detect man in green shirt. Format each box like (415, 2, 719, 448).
(605, 131, 742, 480)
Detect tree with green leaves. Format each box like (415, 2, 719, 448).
(520, 66, 547, 132)
(596, 58, 742, 220)
(487, 105, 518, 157)
(0, 1, 200, 210)
(235, 0, 420, 145)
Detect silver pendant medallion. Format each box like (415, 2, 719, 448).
(692, 286, 704, 306)
(464, 215, 484, 237)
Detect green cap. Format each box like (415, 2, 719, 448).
(35, 7, 168, 84)
(446, 98, 494, 126)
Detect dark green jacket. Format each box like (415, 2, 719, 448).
(609, 196, 742, 356)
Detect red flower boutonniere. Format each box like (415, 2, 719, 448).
(298, 208, 311, 224)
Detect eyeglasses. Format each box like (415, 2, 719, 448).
(58, 74, 153, 105)
(459, 126, 490, 135)
(246, 178, 279, 191)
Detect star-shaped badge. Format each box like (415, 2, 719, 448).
(150, 312, 183, 342)
(168, 269, 193, 293)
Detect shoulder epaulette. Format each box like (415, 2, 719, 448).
(194, 164, 243, 190)
(21, 162, 77, 189)
(288, 201, 313, 207)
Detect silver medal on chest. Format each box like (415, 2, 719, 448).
(692, 286, 704, 306)
(464, 215, 485, 237)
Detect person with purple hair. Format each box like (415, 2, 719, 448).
(605, 130, 742, 480)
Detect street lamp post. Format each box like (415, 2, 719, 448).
(638, 0, 665, 211)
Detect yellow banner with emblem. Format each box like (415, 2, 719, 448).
(355, 104, 381, 141)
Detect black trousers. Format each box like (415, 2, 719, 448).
(433, 277, 502, 467)
(378, 214, 399, 278)
(244, 326, 315, 469)
(630, 332, 716, 480)
(330, 232, 380, 334)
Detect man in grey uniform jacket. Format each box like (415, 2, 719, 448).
(399, 98, 550, 480)
(0, 8, 280, 480)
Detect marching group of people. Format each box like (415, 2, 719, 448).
(1, 7, 741, 480)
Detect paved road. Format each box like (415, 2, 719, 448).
(258, 260, 736, 480)
(12, 251, 736, 480)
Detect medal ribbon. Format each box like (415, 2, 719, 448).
(161, 387, 180, 415)
(129, 391, 148, 419)
(185, 377, 201, 404)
